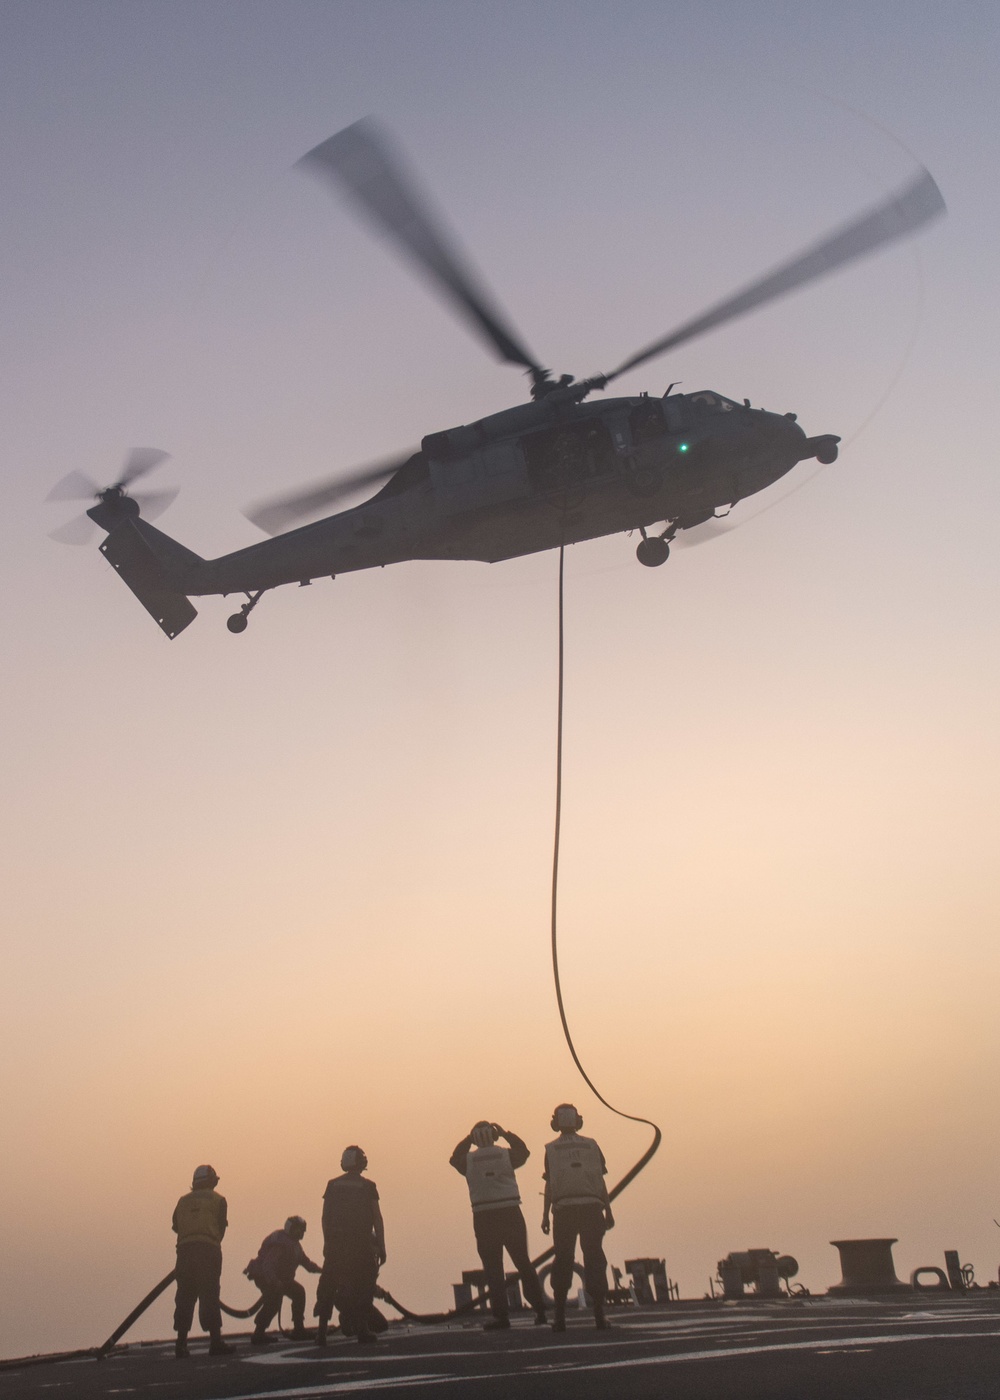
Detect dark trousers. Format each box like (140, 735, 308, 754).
(551, 1204, 608, 1307)
(255, 1278, 306, 1331)
(316, 1238, 379, 1335)
(174, 1241, 223, 1336)
(473, 1205, 546, 1321)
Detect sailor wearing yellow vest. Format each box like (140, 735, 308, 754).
(541, 1105, 614, 1332)
(450, 1122, 547, 1329)
(171, 1164, 234, 1359)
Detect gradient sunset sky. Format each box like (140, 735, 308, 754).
(2, 0, 998, 1358)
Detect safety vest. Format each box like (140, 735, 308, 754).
(173, 1189, 226, 1246)
(465, 1144, 521, 1213)
(544, 1135, 605, 1208)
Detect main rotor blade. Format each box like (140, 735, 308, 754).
(46, 470, 99, 503)
(603, 166, 945, 384)
(118, 447, 170, 487)
(244, 450, 415, 535)
(298, 119, 545, 377)
(675, 519, 738, 548)
(49, 514, 97, 545)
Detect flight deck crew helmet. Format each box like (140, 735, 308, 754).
(192, 1164, 219, 1188)
(341, 1146, 368, 1172)
(551, 1104, 583, 1132)
(471, 1121, 499, 1149)
(284, 1215, 307, 1238)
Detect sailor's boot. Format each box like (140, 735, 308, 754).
(551, 1296, 567, 1333)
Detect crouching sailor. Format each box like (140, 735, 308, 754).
(172, 1164, 234, 1359)
(247, 1215, 322, 1345)
(541, 1105, 614, 1332)
(450, 1121, 547, 1329)
(315, 1146, 387, 1346)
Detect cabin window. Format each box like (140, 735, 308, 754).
(521, 420, 616, 493)
(629, 398, 667, 444)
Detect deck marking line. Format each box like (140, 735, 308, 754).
(214, 1328, 1000, 1398)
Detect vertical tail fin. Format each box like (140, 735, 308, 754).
(99, 520, 198, 639)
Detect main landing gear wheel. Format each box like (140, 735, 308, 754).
(636, 536, 670, 567)
(815, 442, 839, 465)
(226, 613, 248, 634)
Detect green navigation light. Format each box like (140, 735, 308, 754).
(678, 442, 689, 453)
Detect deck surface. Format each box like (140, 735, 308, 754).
(3, 1297, 999, 1399)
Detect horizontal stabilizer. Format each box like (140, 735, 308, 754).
(100, 521, 197, 640)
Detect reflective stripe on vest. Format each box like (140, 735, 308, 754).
(544, 1135, 605, 1207)
(466, 1145, 521, 1212)
(174, 1189, 225, 1245)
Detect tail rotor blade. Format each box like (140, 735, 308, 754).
(45, 470, 99, 503)
(49, 514, 97, 545)
(603, 166, 945, 385)
(118, 447, 170, 487)
(245, 450, 415, 535)
(298, 119, 546, 379)
(132, 488, 180, 522)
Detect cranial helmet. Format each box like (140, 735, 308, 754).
(471, 1121, 498, 1149)
(341, 1145, 368, 1172)
(284, 1215, 307, 1238)
(192, 1164, 219, 1188)
(551, 1104, 583, 1132)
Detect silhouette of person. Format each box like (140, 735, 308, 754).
(315, 1147, 386, 1345)
(541, 1105, 614, 1331)
(450, 1120, 548, 1329)
(247, 1215, 322, 1345)
(172, 1164, 233, 1359)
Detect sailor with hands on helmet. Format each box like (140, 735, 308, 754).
(246, 1215, 322, 1345)
(450, 1121, 548, 1329)
(171, 1164, 234, 1359)
(315, 1146, 387, 1346)
(541, 1104, 614, 1332)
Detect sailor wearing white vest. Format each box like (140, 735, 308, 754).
(450, 1121, 547, 1329)
(541, 1104, 614, 1332)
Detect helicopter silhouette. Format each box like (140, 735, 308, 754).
(48, 119, 944, 639)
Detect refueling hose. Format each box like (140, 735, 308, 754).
(372, 540, 662, 1320)
(2, 541, 664, 1369)
(544, 540, 662, 1216)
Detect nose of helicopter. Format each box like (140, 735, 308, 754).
(765, 409, 808, 452)
(743, 409, 814, 492)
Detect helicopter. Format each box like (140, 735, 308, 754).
(48, 120, 944, 639)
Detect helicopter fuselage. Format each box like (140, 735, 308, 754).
(86, 386, 836, 639)
(179, 389, 828, 596)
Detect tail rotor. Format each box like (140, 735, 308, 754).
(46, 449, 176, 544)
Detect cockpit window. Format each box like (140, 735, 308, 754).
(688, 391, 735, 412)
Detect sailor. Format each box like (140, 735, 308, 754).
(541, 1105, 614, 1332)
(247, 1215, 322, 1345)
(171, 1164, 233, 1359)
(315, 1146, 387, 1346)
(450, 1121, 547, 1329)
